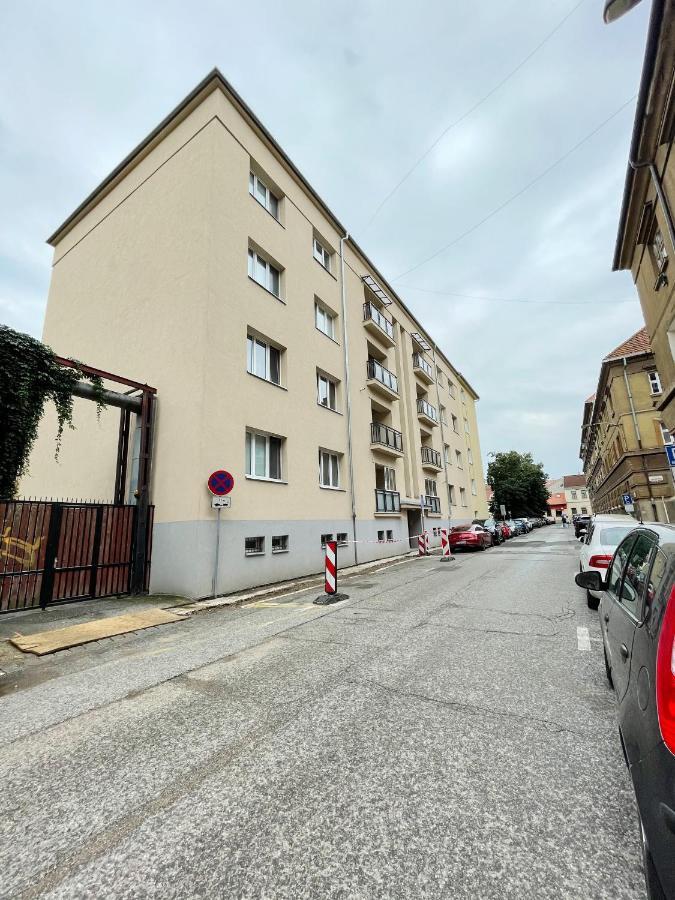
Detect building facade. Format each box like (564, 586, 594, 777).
(612, 0, 675, 437)
(580, 328, 675, 521)
(21, 70, 488, 599)
(563, 474, 593, 519)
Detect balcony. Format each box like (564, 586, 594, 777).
(421, 446, 442, 471)
(375, 489, 401, 513)
(417, 397, 438, 428)
(412, 353, 434, 384)
(424, 495, 441, 514)
(367, 358, 399, 401)
(371, 422, 404, 457)
(363, 302, 395, 346)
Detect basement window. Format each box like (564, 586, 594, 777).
(245, 536, 265, 556)
(272, 535, 289, 553)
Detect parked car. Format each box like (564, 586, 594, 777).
(578, 514, 638, 609)
(545, 516, 555, 525)
(506, 519, 525, 536)
(449, 524, 492, 551)
(483, 518, 505, 545)
(500, 521, 512, 539)
(514, 518, 532, 533)
(575, 525, 675, 899)
(574, 514, 592, 538)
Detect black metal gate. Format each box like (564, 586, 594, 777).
(0, 500, 154, 613)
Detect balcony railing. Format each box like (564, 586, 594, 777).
(363, 302, 395, 340)
(412, 353, 433, 379)
(371, 422, 403, 452)
(421, 446, 441, 468)
(424, 495, 441, 514)
(417, 398, 438, 421)
(367, 358, 399, 394)
(375, 489, 401, 513)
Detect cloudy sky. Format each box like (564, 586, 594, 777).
(0, 0, 651, 478)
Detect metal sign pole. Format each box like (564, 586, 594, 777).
(212, 507, 221, 597)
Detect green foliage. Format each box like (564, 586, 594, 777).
(0, 325, 106, 498)
(487, 450, 549, 518)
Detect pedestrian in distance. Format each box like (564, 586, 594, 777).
(561, 513, 567, 528)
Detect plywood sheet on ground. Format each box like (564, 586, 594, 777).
(9, 608, 184, 655)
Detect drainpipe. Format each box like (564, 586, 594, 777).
(431, 342, 452, 531)
(623, 356, 654, 522)
(339, 234, 358, 563)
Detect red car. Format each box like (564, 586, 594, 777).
(500, 522, 512, 539)
(449, 524, 493, 551)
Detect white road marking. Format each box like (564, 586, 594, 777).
(577, 626, 591, 652)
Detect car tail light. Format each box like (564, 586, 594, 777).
(589, 554, 612, 569)
(656, 584, 675, 755)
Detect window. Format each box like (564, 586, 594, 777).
(249, 171, 279, 220)
(471, 480, 477, 496)
(382, 466, 396, 491)
(460, 388, 466, 405)
(440, 406, 447, 425)
(607, 535, 636, 599)
(315, 302, 336, 339)
(661, 423, 674, 445)
(247, 334, 281, 385)
(460, 487, 467, 506)
(444, 444, 450, 465)
(248, 248, 281, 297)
(448, 380, 456, 399)
(377, 530, 385, 542)
(425, 478, 438, 496)
(245, 536, 265, 556)
(451, 414, 459, 433)
(581, 507, 588, 514)
(436, 368, 444, 386)
(649, 371, 663, 394)
(313, 236, 332, 271)
(386, 529, 393, 542)
(581, 490, 587, 499)
(467, 448, 473, 465)
(571, 507, 578, 515)
(464, 418, 469, 434)
(321, 533, 334, 547)
(319, 449, 340, 488)
(245, 430, 283, 480)
(317, 372, 338, 410)
(448, 484, 456, 504)
(456, 450, 463, 468)
(337, 532, 348, 546)
(272, 535, 288, 553)
(653, 227, 668, 271)
(620, 532, 657, 619)
(571, 490, 578, 500)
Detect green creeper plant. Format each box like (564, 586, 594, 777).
(0, 325, 106, 498)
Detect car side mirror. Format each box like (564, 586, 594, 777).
(575, 570, 604, 592)
(578, 536, 585, 543)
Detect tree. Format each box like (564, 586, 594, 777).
(0, 325, 105, 498)
(487, 451, 549, 518)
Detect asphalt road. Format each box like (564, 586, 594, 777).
(0, 526, 645, 899)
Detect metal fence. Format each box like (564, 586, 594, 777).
(0, 499, 154, 613)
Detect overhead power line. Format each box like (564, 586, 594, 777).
(361, 0, 587, 233)
(393, 93, 637, 281)
(398, 285, 636, 306)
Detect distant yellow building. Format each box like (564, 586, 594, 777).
(580, 328, 675, 521)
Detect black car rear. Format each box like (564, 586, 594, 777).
(574, 514, 591, 538)
(576, 525, 675, 898)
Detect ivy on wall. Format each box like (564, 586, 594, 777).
(0, 325, 106, 498)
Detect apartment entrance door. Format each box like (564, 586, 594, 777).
(406, 509, 423, 550)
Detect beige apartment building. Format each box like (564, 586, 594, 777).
(580, 328, 675, 521)
(612, 0, 675, 437)
(21, 69, 488, 598)
(563, 474, 592, 519)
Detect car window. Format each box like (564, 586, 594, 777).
(598, 526, 634, 547)
(607, 534, 636, 600)
(645, 549, 668, 612)
(620, 532, 657, 619)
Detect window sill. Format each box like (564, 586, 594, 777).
(319, 485, 345, 492)
(245, 475, 288, 485)
(315, 326, 340, 345)
(314, 257, 337, 280)
(248, 275, 286, 305)
(245, 552, 265, 557)
(249, 193, 285, 228)
(317, 402, 342, 415)
(247, 371, 287, 391)
(272, 549, 289, 554)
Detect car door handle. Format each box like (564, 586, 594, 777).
(620, 643, 629, 660)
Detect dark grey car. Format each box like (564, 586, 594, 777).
(576, 525, 675, 899)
